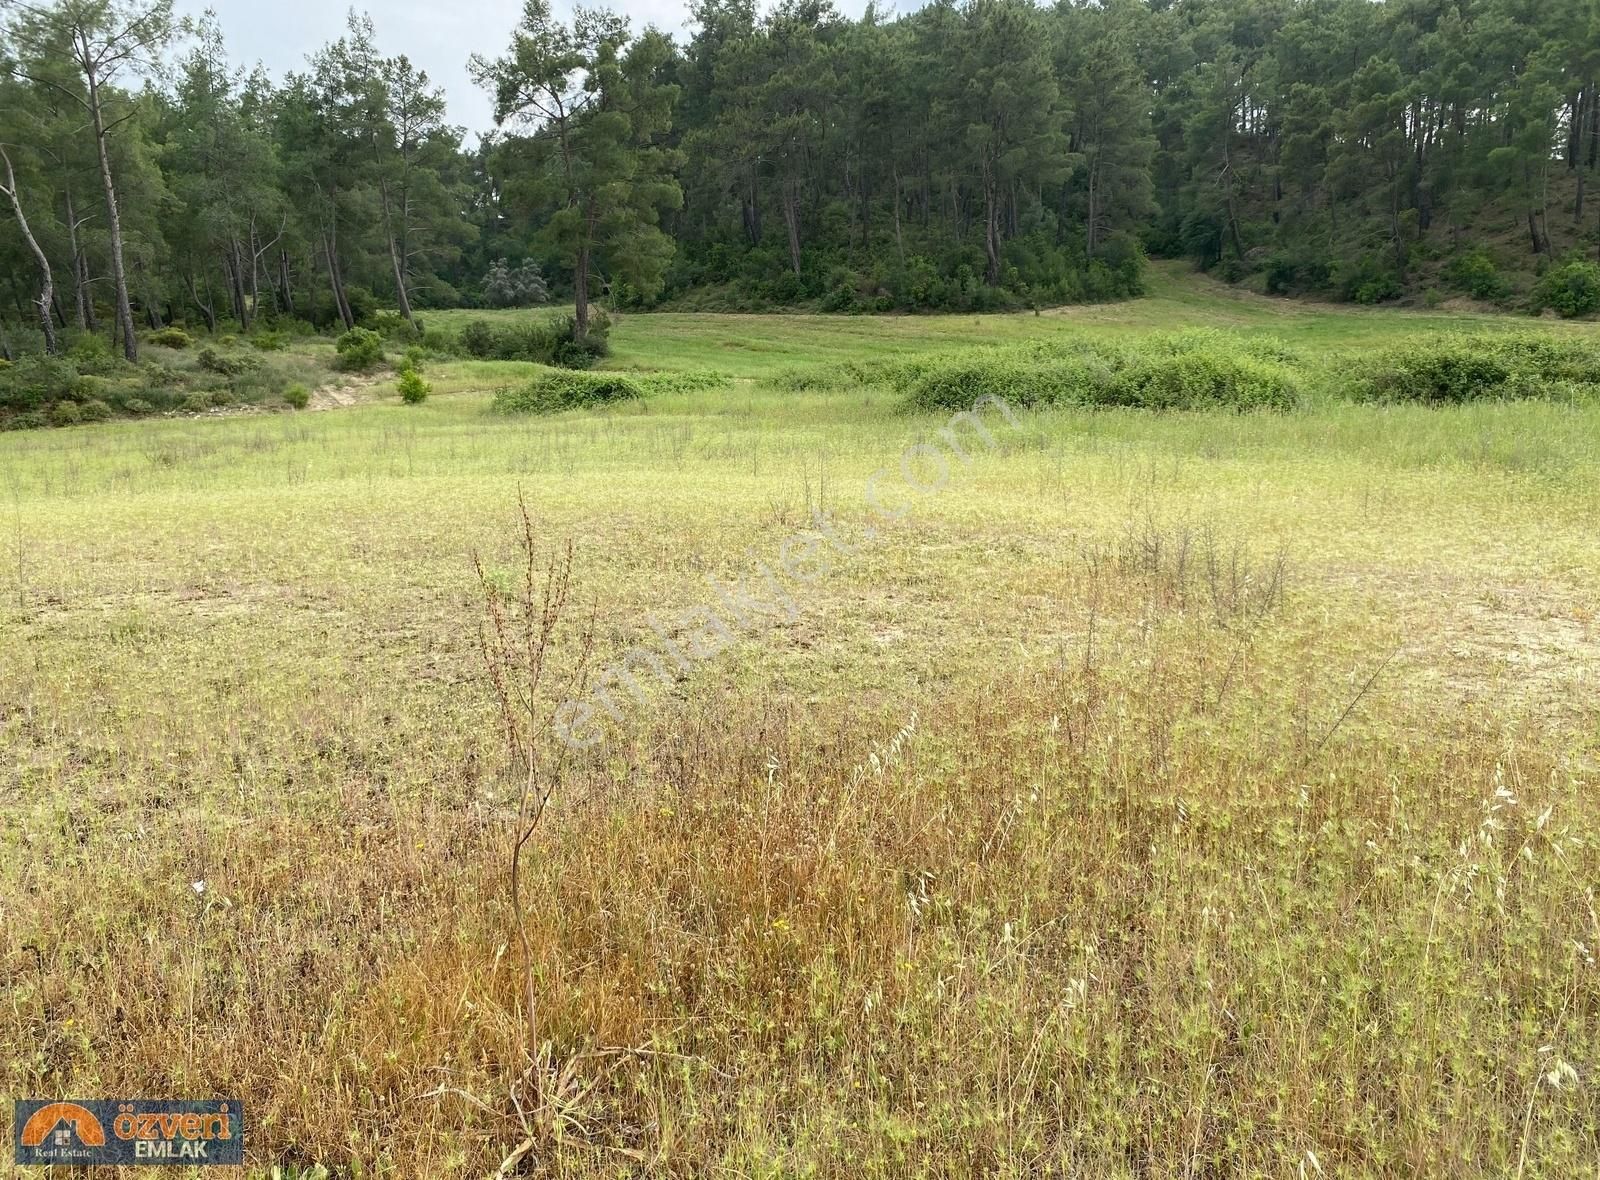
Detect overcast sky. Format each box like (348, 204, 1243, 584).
(172, 0, 883, 145)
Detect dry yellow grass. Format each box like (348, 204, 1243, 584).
(3, 288, 1600, 1176)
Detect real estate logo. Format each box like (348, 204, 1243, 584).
(14, 1099, 243, 1166)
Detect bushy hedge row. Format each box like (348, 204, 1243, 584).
(768, 329, 1600, 417)
(895, 331, 1306, 413)
(491, 370, 644, 414)
(489, 366, 729, 414)
(452, 311, 611, 369)
(1346, 334, 1600, 403)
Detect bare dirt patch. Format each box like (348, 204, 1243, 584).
(310, 373, 388, 410)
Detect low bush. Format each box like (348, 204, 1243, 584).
(150, 327, 194, 350)
(636, 370, 730, 396)
(250, 331, 287, 352)
(371, 310, 419, 341)
(2, 411, 47, 431)
(1105, 349, 1300, 411)
(198, 347, 254, 376)
(1333, 255, 1403, 304)
(283, 384, 310, 410)
(180, 392, 214, 413)
(901, 349, 1118, 411)
(1346, 333, 1600, 402)
(398, 368, 431, 404)
(458, 319, 498, 358)
(899, 333, 1303, 413)
(1532, 257, 1600, 319)
(49, 401, 84, 427)
(80, 398, 113, 422)
(123, 397, 156, 416)
(419, 326, 460, 357)
(334, 327, 384, 371)
(0, 354, 81, 411)
(454, 311, 611, 369)
(491, 369, 642, 414)
(1446, 249, 1511, 301)
(66, 333, 119, 375)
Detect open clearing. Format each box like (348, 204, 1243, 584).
(4, 270, 1600, 1176)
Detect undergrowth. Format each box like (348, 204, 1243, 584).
(491, 368, 728, 414)
(1346, 333, 1600, 403)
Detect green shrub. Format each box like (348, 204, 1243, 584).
(901, 350, 1116, 410)
(1446, 249, 1511, 301)
(459, 319, 497, 358)
(80, 398, 113, 422)
(284, 384, 310, 410)
(550, 312, 611, 369)
(1532, 257, 1600, 318)
(1106, 350, 1300, 411)
(180, 392, 214, 413)
(398, 368, 431, 404)
(636, 370, 730, 396)
(123, 397, 156, 416)
(398, 346, 426, 374)
(491, 370, 643, 414)
(1347, 333, 1600, 402)
(1264, 250, 1332, 296)
(0, 354, 80, 411)
(3, 411, 47, 431)
(897, 333, 1302, 414)
(334, 327, 384, 371)
(250, 331, 287, 352)
(49, 400, 84, 427)
(66, 333, 119, 375)
(370, 310, 422, 341)
(419, 326, 460, 357)
(455, 312, 610, 368)
(1334, 255, 1403, 304)
(198, 347, 253, 376)
(150, 327, 194, 350)
(344, 286, 377, 326)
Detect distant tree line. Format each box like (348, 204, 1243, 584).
(3, 0, 1600, 361)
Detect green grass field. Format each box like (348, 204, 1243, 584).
(4, 268, 1600, 1176)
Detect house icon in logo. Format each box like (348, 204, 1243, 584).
(19, 1102, 106, 1150)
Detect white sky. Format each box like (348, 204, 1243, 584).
(174, 0, 886, 144)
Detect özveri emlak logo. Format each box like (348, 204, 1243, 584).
(14, 1098, 243, 1166)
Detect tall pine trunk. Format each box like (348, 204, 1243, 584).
(0, 147, 59, 355)
(228, 239, 249, 327)
(573, 239, 591, 344)
(892, 168, 905, 264)
(64, 189, 93, 331)
(982, 154, 1002, 286)
(381, 183, 417, 331)
(279, 250, 296, 317)
(83, 39, 138, 362)
(324, 223, 354, 330)
(782, 178, 803, 276)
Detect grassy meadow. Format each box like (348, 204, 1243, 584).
(4, 267, 1600, 1176)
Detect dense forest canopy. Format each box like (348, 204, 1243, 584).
(2, 0, 1600, 359)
